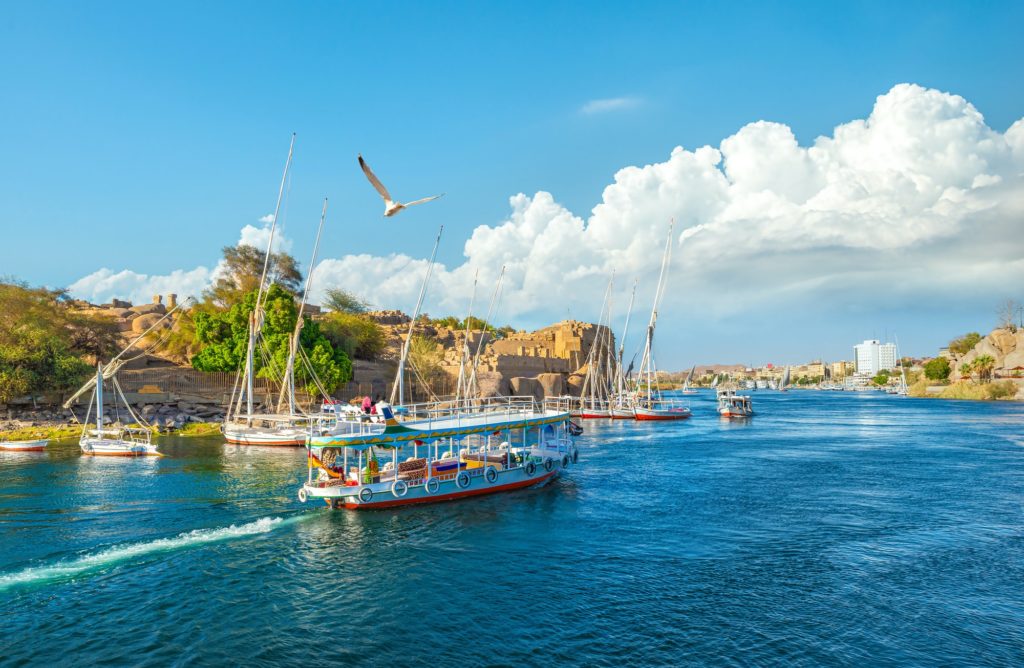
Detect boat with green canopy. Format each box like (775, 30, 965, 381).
(298, 396, 578, 509)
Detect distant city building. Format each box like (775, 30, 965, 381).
(854, 339, 897, 374)
(831, 361, 855, 378)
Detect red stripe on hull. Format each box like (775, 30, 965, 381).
(580, 413, 610, 419)
(343, 471, 557, 509)
(634, 413, 691, 421)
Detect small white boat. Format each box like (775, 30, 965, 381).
(717, 389, 754, 418)
(0, 438, 49, 452)
(634, 401, 692, 421)
(77, 363, 161, 457)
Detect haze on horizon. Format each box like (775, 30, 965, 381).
(2, 2, 1023, 369)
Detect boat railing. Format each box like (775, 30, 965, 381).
(398, 395, 566, 428)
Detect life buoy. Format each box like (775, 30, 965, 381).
(297, 487, 308, 503)
(543, 458, 554, 472)
(425, 477, 440, 494)
(457, 471, 471, 489)
(484, 466, 498, 484)
(561, 454, 570, 469)
(525, 460, 536, 476)
(391, 480, 408, 498)
(572, 447, 579, 464)
(359, 487, 373, 503)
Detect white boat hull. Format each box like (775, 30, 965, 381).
(223, 426, 309, 447)
(80, 438, 160, 457)
(634, 406, 692, 421)
(0, 439, 49, 452)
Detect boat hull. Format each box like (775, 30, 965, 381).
(223, 428, 308, 447)
(81, 438, 160, 456)
(304, 452, 573, 510)
(634, 408, 691, 421)
(0, 439, 48, 452)
(719, 409, 754, 418)
(608, 408, 634, 419)
(580, 411, 611, 419)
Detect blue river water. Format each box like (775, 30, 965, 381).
(1, 391, 1023, 666)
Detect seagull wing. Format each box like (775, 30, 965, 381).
(358, 155, 392, 201)
(404, 193, 445, 207)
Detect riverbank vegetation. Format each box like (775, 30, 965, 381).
(0, 281, 121, 403)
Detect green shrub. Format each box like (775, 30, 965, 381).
(924, 357, 951, 381)
(949, 332, 982, 355)
(320, 312, 386, 360)
(988, 380, 1018, 400)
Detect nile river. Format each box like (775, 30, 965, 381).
(2, 391, 1023, 666)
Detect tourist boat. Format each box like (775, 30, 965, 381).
(79, 363, 160, 456)
(298, 396, 578, 509)
(717, 389, 754, 418)
(630, 220, 691, 422)
(0, 439, 49, 452)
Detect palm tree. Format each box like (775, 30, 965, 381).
(960, 362, 974, 381)
(973, 355, 996, 382)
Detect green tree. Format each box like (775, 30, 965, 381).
(0, 281, 120, 402)
(205, 245, 303, 307)
(949, 332, 982, 356)
(323, 287, 370, 314)
(191, 284, 351, 393)
(923, 356, 951, 381)
(872, 369, 892, 386)
(320, 312, 386, 360)
(973, 354, 996, 382)
(959, 362, 974, 380)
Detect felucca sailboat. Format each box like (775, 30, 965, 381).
(632, 220, 691, 421)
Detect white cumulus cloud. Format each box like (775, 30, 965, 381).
(70, 84, 1024, 358)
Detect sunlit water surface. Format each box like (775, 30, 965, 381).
(2, 391, 1023, 666)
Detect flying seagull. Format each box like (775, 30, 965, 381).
(358, 154, 444, 217)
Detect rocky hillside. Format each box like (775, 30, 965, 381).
(359, 311, 615, 399)
(948, 327, 1024, 381)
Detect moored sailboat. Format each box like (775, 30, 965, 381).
(632, 220, 691, 422)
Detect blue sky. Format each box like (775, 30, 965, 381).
(2, 1, 1023, 367)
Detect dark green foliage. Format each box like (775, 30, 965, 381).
(949, 332, 982, 356)
(872, 369, 891, 385)
(191, 284, 351, 392)
(924, 356, 951, 381)
(0, 281, 119, 402)
(205, 244, 303, 307)
(320, 312, 386, 360)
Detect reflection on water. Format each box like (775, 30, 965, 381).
(1, 392, 1023, 666)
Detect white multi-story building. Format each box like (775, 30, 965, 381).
(854, 339, 897, 375)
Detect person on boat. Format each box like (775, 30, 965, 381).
(361, 395, 372, 414)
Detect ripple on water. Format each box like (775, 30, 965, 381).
(1, 393, 1024, 666)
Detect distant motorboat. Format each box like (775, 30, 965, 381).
(717, 389, 754, 418)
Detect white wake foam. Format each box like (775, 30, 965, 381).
(0, 516, 284, 592)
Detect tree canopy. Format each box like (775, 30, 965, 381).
(191, 284, 351, 393)
(949, 332, 982, 356)
(0, 281, 120, 402)
(323, 287, 369, 314)
(924, 356, 951, 381)
(205, 244, 303, 307)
